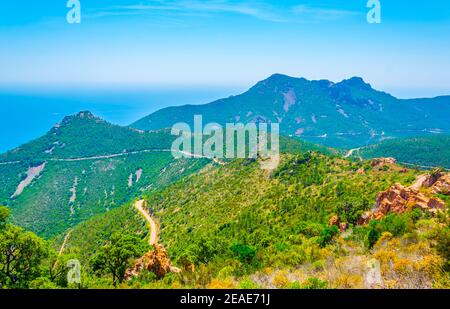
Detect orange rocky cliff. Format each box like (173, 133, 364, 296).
(358, 170, 450, 225)
(125, 244, 180, 280)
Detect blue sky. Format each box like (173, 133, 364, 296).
(0, 0, 449, 98)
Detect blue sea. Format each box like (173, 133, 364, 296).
(0, 86, 244, 153)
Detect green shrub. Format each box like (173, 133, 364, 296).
(301, 277, 329, 289)
(0, 206, 9, 230)
(336, 197, 370, 225)
(317, 226, 339, 248)
(366, 220, 381, 249)
(230, 244, 256, 264)
(379, 213, 408, 236)
(238, 278, 260, 289)
(435, 227, 450, 271)
(295, 221, 323, 237)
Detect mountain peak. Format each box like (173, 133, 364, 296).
(252, 74, 306, 90)
(74, 111, 96, 119)
(267, 73, 292, 80)
(337, 77, 372, 89)
(58, 111, 103, 128)
(261, 73, 298, 84)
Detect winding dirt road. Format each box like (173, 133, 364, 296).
(0, 149, 225, 165)
(134, 200, 158, 246)
(50, 149, 171, 162)
(178, 150, 225, 165)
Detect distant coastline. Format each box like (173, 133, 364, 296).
(0, 87, 240, 153)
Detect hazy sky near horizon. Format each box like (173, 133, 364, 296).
(0, 0, 449, 98)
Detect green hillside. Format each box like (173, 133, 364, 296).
(0, 110, 332, 238)
(7, 154, 207, 238)
(52, 202, 148, 266)
(131, 74, 450, 149)
(60, 152, 450, 289)
(357, 135, 450, 169)
(145, 153, 418, 270)
(1, 110, 449, 289)
(0, 111, 175, 164)
(0, 112, 209, 238)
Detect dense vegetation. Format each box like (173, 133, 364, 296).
(52, 203, 147, 266)
(0, 110, 332, 238)
(0, 111, 175, 164)
(138, 153, 424, 286)
(1, 108, 449, 289)
(0, 112, 209, 238)
(0, 205, 52, 288)
(54, 153, 449, 289)
(358, 135, 450, 169)
(1, 205, 149, 289)
(6, 153, 207, 238)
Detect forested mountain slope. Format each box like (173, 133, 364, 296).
(132, 74, 450, 148)
(0, 112, 208, 237)
(61, 151, 450, 288)
(356, 135, 450, 169)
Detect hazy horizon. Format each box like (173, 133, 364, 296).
(1, 73, 450, 100)
(1, 1, 450, 96)
(0, 86, 243, 153)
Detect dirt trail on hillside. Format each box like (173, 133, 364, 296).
(134, 200, 158, 246)
(50, 149, 171, 162)
(58, 230, 72, 257)
(1, 148, 226, 165)
(177, 150, 225, 165)
(126, 200, 181, 279)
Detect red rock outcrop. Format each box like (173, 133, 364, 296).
(125, 244, 180, 280)
(328, 215, 340, 227)
(430, 173, 450, 195)
(359, 171, 449, 224)
(328, 215, 348, 232)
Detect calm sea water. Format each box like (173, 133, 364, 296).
(0, 87, 244, 153)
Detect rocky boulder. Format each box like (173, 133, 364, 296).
(125, 244, 180, 280)
(359, 172, 449, 224)
(430, 173, 450, 195)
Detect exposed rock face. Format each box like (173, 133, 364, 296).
(410, 172, 443, 191)
(328, 215, 348, 232)
(339, 222, 348, 232)
(328, 215, 339, 227)
(430, 173, 450, 195)
(125, 244, 180, 280)
(371, 157, 397, 167)
(11, 162, 46, 198)
(359, 171, 449, 224)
